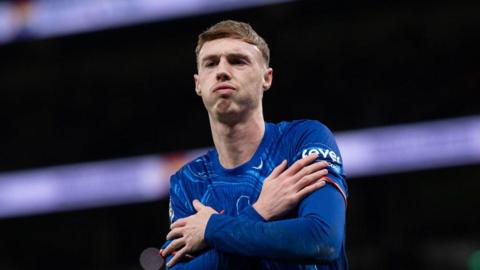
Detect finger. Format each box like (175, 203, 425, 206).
(162, 238, 185, 257)
(170, 219, 187, 229)
(166, 228, 183, 240)
(170, 218, 187, 230)
(171, 251, 194, 259)
(192, 199, 206, 212)
(295, 179, 327, 201)
(294, 169, 329, 190)
(302, 160, 329, 176)
(283, 153, 318, 176)
(292, 161, 329, 183)
(167, 246, 189, 267)
(268, 160, 287, 179)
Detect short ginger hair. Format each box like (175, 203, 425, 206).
(195, 20, 270, 66)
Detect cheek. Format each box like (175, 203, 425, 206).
(197, 73, 212, 89)
(243, 73, 264, 92)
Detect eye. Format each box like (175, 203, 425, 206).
(204, 61, 216, 68)
(231, 58, 247, 65)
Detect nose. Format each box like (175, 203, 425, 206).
(215, 58, 232, 81)
(216, 71, 231, 82)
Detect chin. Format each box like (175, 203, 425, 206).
(214, 105, 243, 124)
(215, 98, 234, 112)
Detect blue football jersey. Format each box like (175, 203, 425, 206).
(165, 120, 348, 270)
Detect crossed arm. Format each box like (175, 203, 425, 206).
(162, 153, 346, 268)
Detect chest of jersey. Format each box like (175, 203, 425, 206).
(200, 167, 272, 216)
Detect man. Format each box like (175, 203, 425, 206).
(160, 20, 348, 269)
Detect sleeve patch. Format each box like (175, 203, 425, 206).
(301, 146, 343, 175)
(301, 147, 342, 164)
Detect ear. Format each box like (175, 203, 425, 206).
(262, 67, 273, 92)
(194, 74, 201, 96)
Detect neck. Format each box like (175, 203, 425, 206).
(209, 109, 265, 169)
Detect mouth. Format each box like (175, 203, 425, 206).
(213, 84, 236, 95)
(213, 84, 235, 93)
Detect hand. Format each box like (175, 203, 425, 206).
(161, 200, 218, 267)
(253, 154, 329, 220)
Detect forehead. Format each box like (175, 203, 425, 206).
(199, 38, 263, 61)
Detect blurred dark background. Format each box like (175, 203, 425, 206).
(1, 0, 479, 269)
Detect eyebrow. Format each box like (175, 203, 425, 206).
(200, 55, 218, 64)
(200, 53, 251, 64)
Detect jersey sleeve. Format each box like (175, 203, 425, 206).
(291, 120, 348, 205)
(203, 120, 347, 263)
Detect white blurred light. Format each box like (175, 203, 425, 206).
(0, 116, 479, 219)
(338, 115, 480, 177)
(0, 0, 293, 44)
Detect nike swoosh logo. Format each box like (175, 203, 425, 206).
(253, 159, 263, 170)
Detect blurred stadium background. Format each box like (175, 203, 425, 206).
(0, 0, 479, 269)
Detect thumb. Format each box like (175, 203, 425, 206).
(192, 199, 205, 212)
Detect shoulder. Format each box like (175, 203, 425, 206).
(170, 150, 214, 187)
(274, 119, 334, 142)
(276, 119, 331, 134)
(273, 119, 343, 165)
